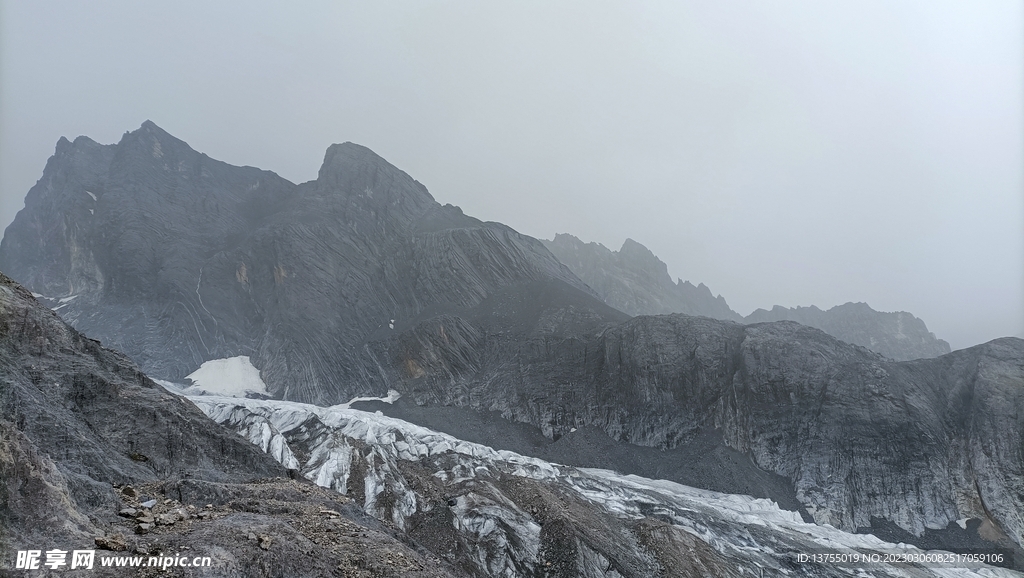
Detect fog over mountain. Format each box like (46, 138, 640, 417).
(2, 124, 1022, 575)
(543, 233, 951, 361)
(1, 3, 1023, 576)
(1, 2, 1021, 350)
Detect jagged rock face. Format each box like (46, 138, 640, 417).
(542, 234, 742, 322)
(0, 269, 277, 547)
(745, 303, 951, 361)
(0, 122, 599, 404)
(0, 271, 285, 496)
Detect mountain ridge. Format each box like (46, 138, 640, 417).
(0, 122, 609, 403)
(543, 232, 952, 361)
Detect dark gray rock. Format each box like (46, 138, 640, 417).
(744, 302, 951, 361)
(0, 271, 285, 506)
(542, 233, 742, 322)
(354, 306, 1023, 554)
(0, 122, 598, 405)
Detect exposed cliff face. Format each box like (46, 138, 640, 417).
(542, 234, 742, 322)
(360, 306, 1023, 552)
(745, 303, 951, 361)
(0, 270, 284, 503)
(2, 264, 1019, 575)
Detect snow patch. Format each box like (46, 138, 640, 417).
(184, 356, 269, 398)
(336, 389, 401, 409)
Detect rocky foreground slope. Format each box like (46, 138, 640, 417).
(0, 271, 461, 577)
(543, 234, 950, 361)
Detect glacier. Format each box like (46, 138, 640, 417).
(176, 391, 1020, 577)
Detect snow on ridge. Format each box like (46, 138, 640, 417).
(184, 356, 269, 398)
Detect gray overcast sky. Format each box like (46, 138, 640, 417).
(1, 1, 1021, 350)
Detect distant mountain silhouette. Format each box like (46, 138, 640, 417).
(746, 302, 950, 360)
(544, 234, 950, 361)
(542, 233, 742, 321)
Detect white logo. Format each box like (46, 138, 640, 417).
(15, 550, 40, 569)
(71, 550, 96, 569)
(15, 549, 95, 570)
(44, 549, 67, 570)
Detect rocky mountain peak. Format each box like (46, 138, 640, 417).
(1, 125, 603, 400)
(619, 237, 655, 258)
(3, 124, 1022, 570)
(112, 120, 200, 167)
(54, 134, 73, 152)
(316, 142, 435, 211)
(551, 232, 584, 246)
(545, 234, 952, 360)
(618, 237, 671, 281)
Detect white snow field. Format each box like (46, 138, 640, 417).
(182, 356, 270, 397)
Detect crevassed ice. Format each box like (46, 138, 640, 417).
(185, 395, 1015, 577)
